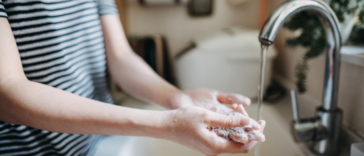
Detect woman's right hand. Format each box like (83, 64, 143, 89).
(160, 106, 265, 156)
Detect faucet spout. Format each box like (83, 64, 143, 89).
(259, 0, 342, 111)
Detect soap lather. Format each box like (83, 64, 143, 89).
(212, 108, 266, 145)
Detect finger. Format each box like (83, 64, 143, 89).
(229, 133, 250, 144)
(231, 104, 238, 110)
(258, 120, 266, 132)
(242, 141, 259, 152)
(217, 92, 251, 107)
(210, 107, 218, 112)
(229, 129, 265, 143)
(237, 104, 249, 117)
(206, 113, 250, 128)
(244, 119, 263, 131)
(208, 129, 258, 154)
(206, 113, 261, 130)
(210, 105, 230, 113)
(217, 139, 258, 154)
(213, 127, 229, 138)
(250, 130, 265, 142)
(231, 104, 249, 117)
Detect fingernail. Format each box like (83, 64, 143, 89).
(232, 104, 238, 110)
(260, 120, 266, 130)
(240, 118, 250, 126)
(235, 95, 251, 106)
(244, 98, 251, 106)
(260, 134, 266, 142)
(210, 107, 217, 112)
(240, 105, 249, 117)
(252, 120, 262, 131)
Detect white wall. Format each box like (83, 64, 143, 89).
(125, 0, 262, 57)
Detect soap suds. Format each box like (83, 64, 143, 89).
(212, 108, 264, 145)
(173, 90, 264, 145)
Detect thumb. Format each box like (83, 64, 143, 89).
(217, 92, 251, 107)
(206, 112, 252, 128)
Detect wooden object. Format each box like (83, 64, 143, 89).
(259, 0, 268, 29)
(114, 0, 128, 34)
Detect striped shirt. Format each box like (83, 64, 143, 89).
(0, 0, 118, 155)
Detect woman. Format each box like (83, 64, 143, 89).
(0, 0, 265, 155)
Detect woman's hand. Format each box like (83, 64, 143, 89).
(160, 106, 265, 156)
(169, 88, 251, 116)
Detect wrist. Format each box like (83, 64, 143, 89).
(167, 91, 192, 109)
(123, 109, 171, 138)
(147, 110, 176, 140)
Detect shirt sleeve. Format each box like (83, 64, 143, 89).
(0, 0, 8, 18)
(94, 0, 119, 16)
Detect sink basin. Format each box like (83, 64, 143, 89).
(94, 98, 306, 156)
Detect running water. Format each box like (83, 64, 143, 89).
(254, 44, 269, 156)
(257, 45, 268, 121)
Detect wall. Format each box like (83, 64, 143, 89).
(268, 0, 364, 139)
(125, 0, 262, 57)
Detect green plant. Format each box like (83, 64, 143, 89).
(283, 0, 364, 93)
(349, 10, 364, 44)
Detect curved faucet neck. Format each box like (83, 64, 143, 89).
(259, 0, 342, 110)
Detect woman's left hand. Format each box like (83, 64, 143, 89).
(169, 88, 251, 116)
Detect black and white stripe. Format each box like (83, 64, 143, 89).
(0, 0, 117, 155)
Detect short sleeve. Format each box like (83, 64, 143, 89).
(0, 0, 8, 18)
(94, 0, 119, 16)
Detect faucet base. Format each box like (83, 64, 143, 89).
(310, 107, 343, 156)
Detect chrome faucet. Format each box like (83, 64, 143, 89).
(259, 0, 342, 155)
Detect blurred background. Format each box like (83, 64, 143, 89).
(112, 0, 280, 102)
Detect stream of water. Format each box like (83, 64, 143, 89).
(257, 45, 268, 121)
(254, 45, 269, 156)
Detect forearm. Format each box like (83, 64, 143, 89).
(100, 15, 181, 109)
(0, 78, 265, 155)
(108, 52, 180, 108)
(0, 78, 167, 138)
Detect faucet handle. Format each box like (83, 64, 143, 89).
(290, 89, 300, 122)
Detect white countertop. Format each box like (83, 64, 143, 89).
(341, 46, 364, 67)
